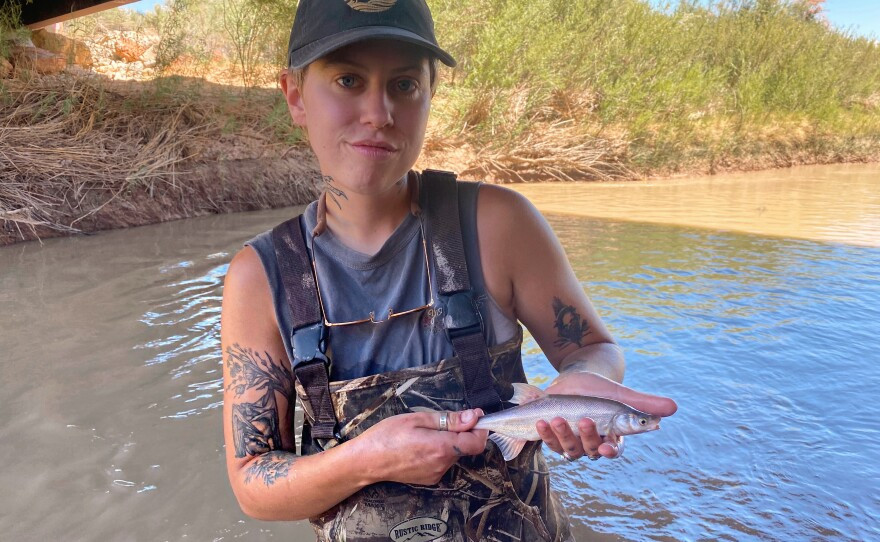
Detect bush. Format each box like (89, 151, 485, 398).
(428, 0, 880, 155)
(0, 0, 30, 61)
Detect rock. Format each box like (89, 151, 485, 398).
(141, 45, 157, 67)
(114, 37, 149, 63)
(31, 28, 93, 67)
(0, 57, 12, 78)
(10, 45, 66, 75)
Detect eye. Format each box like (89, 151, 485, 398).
(396, 79, 418, 93)
(639, 418, 647, 426)
(337, 75, 358, 88)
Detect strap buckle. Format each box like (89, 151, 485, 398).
(291, 322, 329, 368)
(444, 291, 484, 341)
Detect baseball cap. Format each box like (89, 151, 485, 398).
(287, 0, 457, 69)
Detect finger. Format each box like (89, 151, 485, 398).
(619, 392, 678, 418)
(536, 419, 562, 453)
(550, 417, 584, 459)
(449, 428, 489, 456)
(444, 408, 484, 432)
(577, 418, 602, 459)
(598, 435, 624, 459)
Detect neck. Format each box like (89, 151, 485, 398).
(321, 173, 413, 254)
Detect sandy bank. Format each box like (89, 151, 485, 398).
(2, 72, 879, 247)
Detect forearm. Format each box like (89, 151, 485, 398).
(232, 437, 375, 521)
(556, 342, 625, 383)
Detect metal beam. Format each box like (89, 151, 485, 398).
(19, 0, 139, 29)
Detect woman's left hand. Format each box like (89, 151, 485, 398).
(536, 372, 677, 462)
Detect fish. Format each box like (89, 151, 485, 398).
(473, 382, 662, 461)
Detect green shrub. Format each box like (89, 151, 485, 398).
(428, 0, 880, 159)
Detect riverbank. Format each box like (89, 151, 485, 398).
(3, 0, 880, 245)
(0, 72, 321, 246)
(2, 68, 879, 246)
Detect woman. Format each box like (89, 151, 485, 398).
(221, 1, 677, 540)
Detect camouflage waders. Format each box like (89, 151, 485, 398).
(272, 171, 574, 542)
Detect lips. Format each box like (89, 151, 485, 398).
(351, 139, 397, 151)
(349, 139, 399, 159)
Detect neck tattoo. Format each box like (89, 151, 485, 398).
(323, 175, 348, 210)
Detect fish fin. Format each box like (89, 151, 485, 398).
(509, 382, 547, 405)
(489, 433, 528, 461)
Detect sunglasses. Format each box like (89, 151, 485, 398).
(311, 220, 435, 327)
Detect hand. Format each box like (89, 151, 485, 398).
(354, 408, 488, 486)
(536, 372, 677, 462)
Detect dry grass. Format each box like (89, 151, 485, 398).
(421, 122, 635, 183)
(0, 71, 319, 245)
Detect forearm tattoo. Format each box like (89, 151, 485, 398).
(322, 175, 348, 210)
(244, 451, 297, 487)
(226, 344, 295, 458)
(552, 297, 591, 348)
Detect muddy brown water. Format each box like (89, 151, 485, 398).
(1, 163, 878, 541)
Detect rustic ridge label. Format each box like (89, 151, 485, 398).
(389, 517, 449, 542)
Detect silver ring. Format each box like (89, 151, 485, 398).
(439, 412, 448, 431)
(561, 451, 577, 462)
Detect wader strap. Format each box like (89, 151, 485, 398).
(272, 217, 322, 329)
(271, 216, 338, 440)
(422, 170, 503, 412)
(421, 170, 470, 295)
(294, 360, 338, 440)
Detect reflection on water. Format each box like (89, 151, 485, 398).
(511, 163, 880, 247)
(1, 164, 878, 540)
(523, 217, 880, 540)
(0, 210, 314, 541)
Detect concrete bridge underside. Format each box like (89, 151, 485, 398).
(18, 0, 138, 29)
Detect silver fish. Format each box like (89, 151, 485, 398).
(474, 382, 662, 461)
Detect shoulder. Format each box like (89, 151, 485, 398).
(225, 245, 270, 298)
(475, 182, 532, 212)
(222, 244, 279, 334)
(474, 183, 551, 253)
(470, 183, 552, 318)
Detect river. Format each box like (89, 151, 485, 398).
(1, 163, 878, 541)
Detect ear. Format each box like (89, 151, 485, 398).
(279, 68, 307, 126)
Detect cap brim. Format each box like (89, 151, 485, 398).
(289, 26, 456, 69)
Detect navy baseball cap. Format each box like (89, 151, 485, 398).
(287, 0, 456, 69)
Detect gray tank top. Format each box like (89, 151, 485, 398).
(245, 181, 518, 381)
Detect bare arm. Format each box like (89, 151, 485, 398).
(476, 185, 623, 376)
(477, 185, 676, 460)
(221, 247, 487, 520)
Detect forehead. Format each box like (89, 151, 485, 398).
(316, 39, 431, 70)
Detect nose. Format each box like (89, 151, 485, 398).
(360, 84, 393, 129)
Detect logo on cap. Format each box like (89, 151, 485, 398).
(345, 0, 397, 13)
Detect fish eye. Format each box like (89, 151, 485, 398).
(639, 418, 647, 426)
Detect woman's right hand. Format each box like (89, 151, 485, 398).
(352, 408, 488, 486)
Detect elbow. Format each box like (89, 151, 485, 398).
(231, 483, 268, 521)
(231, 481, 311, 522)
(237, 500, 272, 522)
(230, 472, 283, 522)
(233, 489, 292, 522)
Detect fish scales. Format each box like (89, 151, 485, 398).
(467, 383, 663, 461)
(475, 394, 638, 440)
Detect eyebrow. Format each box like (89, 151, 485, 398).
(323, 58, 424, 74)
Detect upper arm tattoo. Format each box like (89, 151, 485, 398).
(226, 344, 295, 458)
(552, 297, 591, 348)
